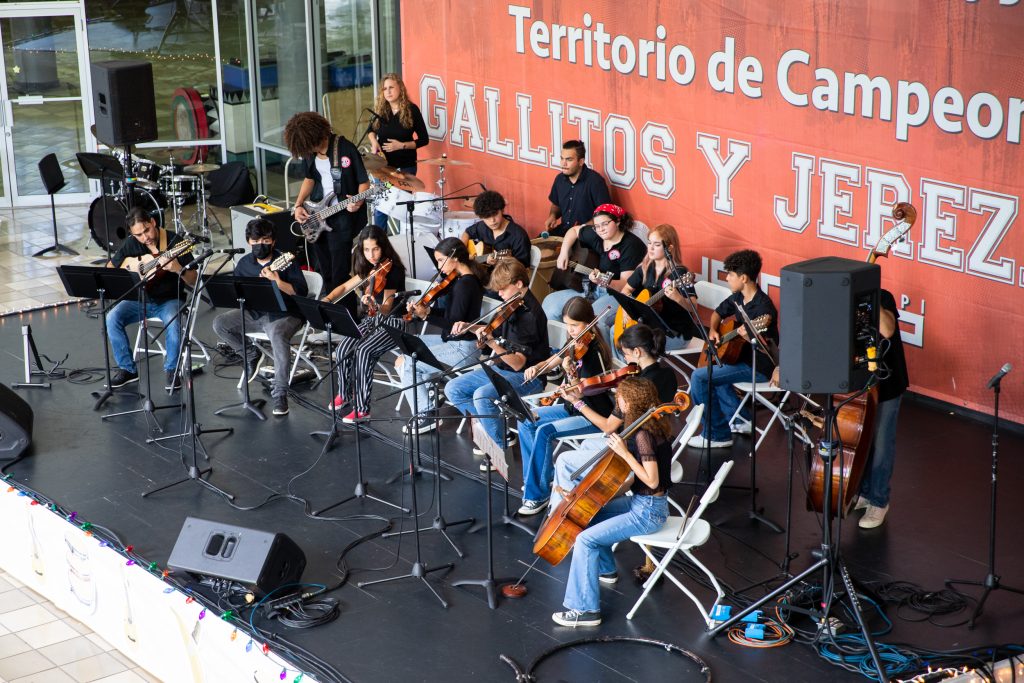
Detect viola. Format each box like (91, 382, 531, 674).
(364, 259, 392, 317)
(476, 296, 524, 349)
(537, 363, 641, 407)
(404, 270, 457, 322)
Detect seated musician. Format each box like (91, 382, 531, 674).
(212, 218, 308, 417)
(543, 140, 612, 238)
(542, 204, 646, 324)
(688, 249, 778, 450)
(610, 223, 698, 352)
(322, 226, 407, 422)
(515, 297, 615, 516)
(395, 237, 485, 435)
(105, 207, 196, 392)
(461, 190, 531, 269)
(550, 377, 673, 628)
(444, 259, 548, 456)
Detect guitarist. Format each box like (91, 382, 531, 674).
(687, 249, 779, 450)
(105, 207, 196, 392)
(285, 111, 370, 297)
(460, 190, 531, 268)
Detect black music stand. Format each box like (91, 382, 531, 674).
(206, 275, 287, 420)
(57, 266, 140, 410)
(608, 288, 676, 338)
(77, 153, 124, 264)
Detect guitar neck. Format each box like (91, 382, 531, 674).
(314, 186, 374, 221)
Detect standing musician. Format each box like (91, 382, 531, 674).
(543, 140, 612, 237)
(687, 249, 779, 450)
(368, 73, 429, 228)
(550, 377, 673, 628)
(285, 111, 370, 296)
(461, 190, 531, 268)
(322, 226, 407, 422)
(395, 237, 485, 435)
(515, 297, 615, 516)
(105, 207, 196, 392)
(612, 224, 699, 352)
(212, 218, 308, 417)
(543, 203, 646, 322)
(444, 259, 549, 456)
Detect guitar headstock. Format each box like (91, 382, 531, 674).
(751, 314, 771, 333)
(674, 272, 696, 288)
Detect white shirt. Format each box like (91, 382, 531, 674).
(314, 156, 338, 206)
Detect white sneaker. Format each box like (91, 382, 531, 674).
(687, 435, 734, 449)
(853, 496, 871, 512)
(730, 421, 752, 435)
(306, 330, 330, 344)
(859, 505, 889, 529)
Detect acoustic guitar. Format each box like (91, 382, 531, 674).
(466, 239, 511, 264)
(612, 271, 695, 344)
(119, 236, 197, 288)
(698, 314, 772, 367)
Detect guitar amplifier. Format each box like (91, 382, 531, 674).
(230, 204, 302, 257)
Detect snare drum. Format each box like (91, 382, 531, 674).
(159, 174, 200, 200)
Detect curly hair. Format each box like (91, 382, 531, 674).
(284, 111, 332, 159)
(616, 377, 673, 442)
(374, 73, 414, 129)
(472, 190, 506, 219)
(723, 249, 762, 281)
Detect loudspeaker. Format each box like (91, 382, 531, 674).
(0, 383, 33, 461)
(168, 517, 305, 595)
(91, 60, 157, 146)
(779, 257, 880, 394)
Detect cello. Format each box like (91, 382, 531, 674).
(806, 202, 917, 516)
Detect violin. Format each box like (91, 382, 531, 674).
(538, 363, 640, 407)
(476, 296, 524, 349)
(404, 270, 457, 322)
(364, 259, 392, 317)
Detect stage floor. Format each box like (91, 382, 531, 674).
(2, 302, 1022, 682)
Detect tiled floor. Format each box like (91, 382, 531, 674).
(0, 569, 160, 683)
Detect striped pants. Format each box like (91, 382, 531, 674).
(336, 315, 405, 413)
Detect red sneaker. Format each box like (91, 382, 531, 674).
(341, 410, 369, 424)
(328, 394, 346, 411)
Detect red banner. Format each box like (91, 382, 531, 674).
(401, 0, 1024, 424)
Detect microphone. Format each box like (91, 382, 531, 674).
(986, 362, 1012, 389)
(364, 107, 383, 121)
(392, 289, 422, 298)
(185, 232, 211, 243)
(496, 337, 529, 354)
(214, 247, 246, 255)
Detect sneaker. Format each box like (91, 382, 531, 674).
(109, 368, 139, 388)
(328, 394, 347, 411)
(599, 572, 619, 585)
(687, 435, 734, 449)
(517, 498, 549, 516)
(306, 330, 330, 344)
(551, 609, 601, 627)
(402, 417, 437, 435)
(341, 410, 369, 424)
(272, 395, 289, 416)
(853, 496, 871, 512)
(479, 460, 497, 472)
(730, 421, 753, 435)
(164, 370, 182, 392)
(859, 505, 889, 529)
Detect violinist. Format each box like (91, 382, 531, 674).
(395, 238, 486, 435)
(550, 377, 673, 628)
(444, 259, 549, 456)
(323, 226, 407, 422)
(515, 297, 614, 516)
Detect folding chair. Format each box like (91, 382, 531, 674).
(728, 382, 818, 450)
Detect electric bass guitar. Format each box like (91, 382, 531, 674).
(298, 183, 390, 243)
(612, 271, 695, 344)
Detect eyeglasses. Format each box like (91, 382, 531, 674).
(594, 220, 615, 229)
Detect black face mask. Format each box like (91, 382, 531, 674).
(252, 243, 272, 260)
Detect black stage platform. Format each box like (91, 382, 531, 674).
(2, 302, 1022, 682)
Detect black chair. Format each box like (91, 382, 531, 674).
(35, 153, 78, 257)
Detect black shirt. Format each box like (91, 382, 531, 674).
(626, 263, 698, 340)
(301, 134, 369, 236)
(496, 291, 549, 371)
(464, 217, 532, 268)
(547, 165, 612, 233)
(877, 289, 909, 403)
(372, 103, 429, 170)
(565, 342, 614, 417)
(110, 229, 194, 302)
(629, 429, 673, 496)
(425, 273, 483, 342)
(577, 226, 646, 280)
(714, 288, 780, 373)
(233, 250, 309, 321)
(357, 260, 406, 319)
(640, 361, 679, 404)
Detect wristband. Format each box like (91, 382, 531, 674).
(573, 399, 585, 411)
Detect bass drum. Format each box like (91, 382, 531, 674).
(88, 189, 163, 251)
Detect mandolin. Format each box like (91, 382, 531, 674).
(698, 314, 772, 367)
(267, 249, 299, 273)
(612, 271, 695, 344)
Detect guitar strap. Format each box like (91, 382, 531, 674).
(330, 134, 344, 200)
(158, 228, 168, 253)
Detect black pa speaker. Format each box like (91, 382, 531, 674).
(0, 383, 33, 461)
(168, 517, 306, 596)
(91, 60, 157, 146)
(779, 257, 880, 393)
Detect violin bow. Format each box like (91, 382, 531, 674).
(522, 305, 613, 384)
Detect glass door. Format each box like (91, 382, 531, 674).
(0, 3, 93, 207)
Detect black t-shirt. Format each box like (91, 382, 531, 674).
(626, 263, 698, 339)
(301, 134, 369, 236)
(464, 217, 531, 268)
(547, 165, 612, 232)
(877, 289, 909, 402)
(565, 342, 614, 417)
(496, 291, 549, 371)
(372, 103, 429, 170)
(110, 229, 195, 302)
(357, 260, 406, 318)
(576, 227, 646, 280)
(714, 288, 779, 373)
(425, 273, 483, 342)
(628, 429, 673, 496)
(233, 250, 309, 321)
(640, 361, 679, 404)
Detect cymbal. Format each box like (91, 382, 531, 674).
(183, 163, 221, 174)
(138, 148, 193, 163)
(361, 153, 389, 172)
(370, 166, 426, 193)
(420, 156, 471, 167)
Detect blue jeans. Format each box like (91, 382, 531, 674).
(106, 297, 182, 373)
(859, 395, 901, 507)
(517, 405, 598, 502)
(550, 443, 606, 508)
(398, 335, 477, 413)
(563, 494, 669, 613)
(373, 164, 417, 228)
(444, 366, 543, 447)
(688, 362, 767, 441)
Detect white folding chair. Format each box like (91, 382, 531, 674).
(378, 276, 434, 411)
(527, 245, 542, 290)
(133, 306, 212, 365)
(627, 459, 734, 624)
(728, 382, 819, 450)
(669, 403, 704, 483)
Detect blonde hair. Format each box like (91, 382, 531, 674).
(374, 73, 414, 129)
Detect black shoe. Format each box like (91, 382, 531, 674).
(272, 395, 289, 416)
(402, 417, 437, 435)
(244, 354, 260, 379)
(109, 368, 139, 388)
(165, 370, 182, 391)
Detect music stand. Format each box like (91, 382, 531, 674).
(608, 288, 676, 338)
(205, 275, 288, 420)
(77, 153, 124, 264)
